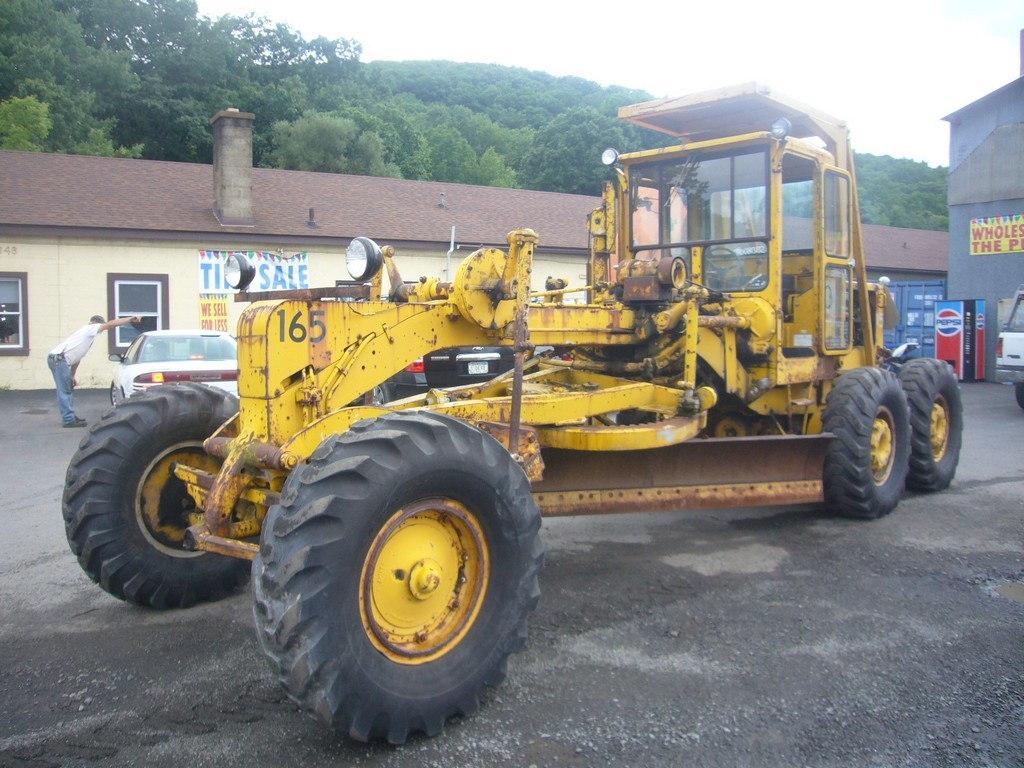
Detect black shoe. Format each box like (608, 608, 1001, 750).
(63, 418, 87, 428)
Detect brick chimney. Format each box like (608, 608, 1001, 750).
(211, 108, 255, 226)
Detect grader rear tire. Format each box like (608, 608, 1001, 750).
(252, 411, 544, 744)
(822, 367, 910, 519)
(898, 358, 962, 492)
(62, 383, 248, 608)
(1016, 383, 1024, 410)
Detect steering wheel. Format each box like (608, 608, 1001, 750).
(705, 245, 739, 266)
(704, 245, 742, 286)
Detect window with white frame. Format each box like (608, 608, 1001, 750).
(0, 273, 28, 356)
(107, 274, 168, 350)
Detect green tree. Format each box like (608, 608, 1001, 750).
(238, 75, 313, 167)
(0, 0, 139, 154)
(855, 153, 948, 230)
(74, 124, 143, 157)
(332, 99, 431, 180)
(71, 2, 359, 163)
(269, 111, 395, 175)
(422, 123, 479, 184)
(472, 147, 516, 188)
(519, 106, 627, 195)
(0, 95, 51, 150)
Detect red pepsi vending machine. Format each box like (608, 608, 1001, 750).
(935, 299, 986, 381)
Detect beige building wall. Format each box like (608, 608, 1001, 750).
(1, 235, 585, 391)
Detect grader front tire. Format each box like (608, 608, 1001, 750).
(823, 367, 911, 520)
(252, 411, 544, 744)
(62, 383, 248, 608)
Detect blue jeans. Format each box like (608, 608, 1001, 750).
(47, 354, 77, 424)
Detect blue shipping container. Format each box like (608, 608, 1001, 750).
(882, 280, 946, 359)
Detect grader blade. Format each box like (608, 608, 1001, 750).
(532, 434, 832, 517)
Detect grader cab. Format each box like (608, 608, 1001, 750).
(62, 83, 963, 743)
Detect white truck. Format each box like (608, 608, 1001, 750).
(996, 284, 1024, 409)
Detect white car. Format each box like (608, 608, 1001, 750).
(109, 330, 238, 405)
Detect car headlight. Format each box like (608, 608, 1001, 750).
(346, 237, 384, 282)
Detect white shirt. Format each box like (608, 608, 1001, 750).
(50, 323, 101, 367)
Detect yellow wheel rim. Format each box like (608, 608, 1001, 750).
(929, 396, 949, 461)
(137, 444, 217, 554)
(713, 415, 750, 438)
(870, 408, 896, 484)
(360, 498, 488, 664)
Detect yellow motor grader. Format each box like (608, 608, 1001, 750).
(62, 83, 962, 743)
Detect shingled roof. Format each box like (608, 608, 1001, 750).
(0, 150, 596, 253)
(0, 149, 947, 273)
(862, 223, 948, 274)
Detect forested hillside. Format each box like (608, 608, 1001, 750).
(0, 0, 948, 230)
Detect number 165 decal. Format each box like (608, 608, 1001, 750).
(276, 309, 326, 343)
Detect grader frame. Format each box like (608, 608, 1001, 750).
(63, 83, 962, 744)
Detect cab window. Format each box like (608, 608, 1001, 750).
(824, 171, 851, 258)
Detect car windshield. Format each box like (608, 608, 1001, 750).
(131, 335, 236, 364)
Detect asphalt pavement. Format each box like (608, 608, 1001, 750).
(0, 384, 1022, 768)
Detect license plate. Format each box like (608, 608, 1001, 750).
(467, 361, 489, 375)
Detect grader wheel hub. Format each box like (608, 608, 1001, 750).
(870, 409, 896, 483)
(930, 397, 950, 460)
(409, 558, 443, 600)
(360, 499, 488, 664)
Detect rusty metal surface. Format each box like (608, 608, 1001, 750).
(185, 528, 259, 560)
(536, 414, 706, 452)
(698, 314, 751, 329)
(235, 285, 371, 303)
(535, 479, 823, 517)
(621, 275, 663, 302)
(531, 434, 831, 516)
(617, 82, 847, 153)
(477, 422, 544, 482)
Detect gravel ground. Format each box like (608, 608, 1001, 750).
(0, 383, 1021, 768)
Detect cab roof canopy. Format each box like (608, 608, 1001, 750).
(619, 82, 852, 166)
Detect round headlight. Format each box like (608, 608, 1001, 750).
(601, 148, 620, 166)
(770, 117, 792, 140)
(346, 237, 384, 282)
(225, 252, 256, 291)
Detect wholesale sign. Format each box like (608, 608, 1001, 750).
(969, 214, 1024, 255)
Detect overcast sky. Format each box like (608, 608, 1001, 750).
(195, 0, 1022, 168)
